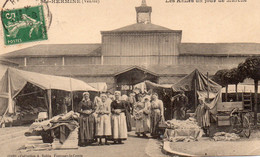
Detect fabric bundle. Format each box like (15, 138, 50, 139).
(213, 132, 240, 141)
(165, 117, 200, 129)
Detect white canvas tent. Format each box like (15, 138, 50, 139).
(134, 80, 172, 93)
(0, 67, 98, 117)
(88, 82, 107, 92)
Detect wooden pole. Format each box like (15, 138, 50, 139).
(194, 79, 197, 108)
(225, 85, 228, 102)
(47, 89, 52, 119)
(254, 79, 258, 125)
(235, 84, 238, 101)
(69, 76, 74, 111)
(7, 69, 13, 114)
(207, 72, 209, 103)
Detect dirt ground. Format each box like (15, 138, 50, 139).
(169, 129, 260, 156)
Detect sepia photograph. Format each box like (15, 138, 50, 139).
(0, 0, 260, 156)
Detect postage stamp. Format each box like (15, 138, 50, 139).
(1, 5, 48, 45)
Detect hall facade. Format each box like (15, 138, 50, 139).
(2, 0, 260, 92)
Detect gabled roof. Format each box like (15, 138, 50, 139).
(180, 43, 260, 56)
(101, 23, 182, 34)
(114, 66, 158, 77)
(2, 44, 102, 58)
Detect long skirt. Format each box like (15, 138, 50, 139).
(150, 110, 161, 137)
(135, 114, 150, 134)
(135, 118, 144, 134)
(143, 114, 150, 133)
(95, 114, 111, 137)
(79, 114, 95, 143)
(111, 112, 127, 140)
(125, 110, 132, 132)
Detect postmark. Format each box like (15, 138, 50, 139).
(1, 5, 48, 45)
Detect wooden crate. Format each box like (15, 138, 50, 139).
(217, 102, 243, 112)
(217, 115, 231, 126)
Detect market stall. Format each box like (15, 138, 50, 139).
(0, 67, 98, 123)
(172, 69, 222, 117)
(162, 69, 222, 142)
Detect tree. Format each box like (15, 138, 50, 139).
(226, 68, 246, 101)
(238, 57, 260, 125)
(213, 69, 230, 102)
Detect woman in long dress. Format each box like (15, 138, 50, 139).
(122, 94, 132, 132)
(195, 98, 210, 136)
(111, 91, 128, 144)
(143, 96, 151, 135)
(77, 92, 96, 146)
(134, 94, 150, 137)
(150, 93, 164, 138)
(95, 93, 112, 145)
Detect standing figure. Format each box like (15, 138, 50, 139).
(77, 92, 96, 146)
(162, 89, 172, 120)
(128, 92, 136, 113)
(134, 94, 145, 137)
(95, 93, 112, 145)
(194, 98, 210, 136)
(122, 94, 132, 132)
(134, 94, 150, 137)
(143, 96, 151, 134)
(111, 91, 128, 144)
(150, 93, 164, 138)
(172, 91, 188, 120)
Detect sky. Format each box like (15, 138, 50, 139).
(1, 0, 260, 55)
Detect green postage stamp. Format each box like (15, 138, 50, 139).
(1, 5, 48, 45)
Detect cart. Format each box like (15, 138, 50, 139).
(216, 100, 252, 138)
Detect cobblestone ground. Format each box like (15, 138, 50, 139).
(0, 126, 169, 157)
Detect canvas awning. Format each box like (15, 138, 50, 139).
(7, 67, 98, 93)
(88, 82, 107, 92)
(171, 69, 222, 116)
(0, 67, 98, 116)
(172, 69, 221, 93)
(134, 80, 172, 93)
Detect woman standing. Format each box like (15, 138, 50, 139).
(134, 94, 149, 137)
(122, 95, 132, 132)
(143, 96, 151, 135)
(77, 92, 96, 146)
(95, 93, 112, 145)
(111, 91, 128, 144)
(150, 93, 164, 138)
(195, 98, 210, 136)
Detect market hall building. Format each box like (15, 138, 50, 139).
(2, 0, 260, 92)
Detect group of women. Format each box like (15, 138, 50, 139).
(76, 91, 164, 146)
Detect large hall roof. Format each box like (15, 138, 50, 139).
(180, 43, 260, 56)
(101, 23, 182, 33)
(18, 64, 235, 77)
(2, 44, 101, 58)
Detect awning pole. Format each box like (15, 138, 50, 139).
(195, 79, 197, 108)
(47, 89, 52, 118)
(207, 72, 209, 103)
(70, 76, 74, 111)
(7, 69, 13, 114)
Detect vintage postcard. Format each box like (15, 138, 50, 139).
(0, 0, 260, 157)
